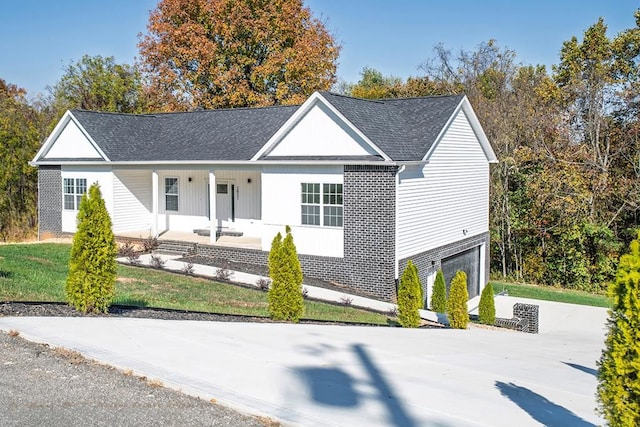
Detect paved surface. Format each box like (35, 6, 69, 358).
(0, 332, 267, 427)
(0, 296, 609, 427)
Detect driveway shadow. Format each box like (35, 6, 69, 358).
(495, 381, 595, 427)
(563, 362, 598, 377)
(294, 343, 418, 426)
(295, 367, 359, 407)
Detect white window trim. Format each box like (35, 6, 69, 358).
(300, 182, 343, 228)
(165, 177, 179, 212)
(62, 178, 87, 211)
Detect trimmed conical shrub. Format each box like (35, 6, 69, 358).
(398, 260, 422, 328)
(597, 235, 640, 426)
(268, 226, 305, 322)
(478, 283, 496, 325)
(65, 183, 117, 313)
(447, 270, 469, 329)
(430, 269, 446, 313)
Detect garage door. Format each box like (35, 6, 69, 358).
(441, 246, 480, 299)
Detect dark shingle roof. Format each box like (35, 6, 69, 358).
(318, 92, 464, 161)
(71, 105, 298, 162)
(59, 92, 464, 163)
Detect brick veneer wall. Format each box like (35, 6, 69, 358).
(38, 166, 62, 237)
(398, 231, 491, 304)
(195, 164, 399, 302)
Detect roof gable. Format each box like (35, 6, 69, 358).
(253, 92, 389, 161)
(257, 94, 386, 160)
(33, 111, 108, 162)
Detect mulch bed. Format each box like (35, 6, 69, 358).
(0, 301, 397, 327)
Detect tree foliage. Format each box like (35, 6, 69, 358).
(397, 261, 422, 328)
(478, 283, 496, 325)
(52, 55, 145, 114)
(138, 0, 340, 111)
(430, 269, 447, 313)
(446, 271, 469, 329)
(0, 80, 44, 241)
(597, 233, 640, 425)
(65, 183, 117, 314)
(268, 226, 305, 322)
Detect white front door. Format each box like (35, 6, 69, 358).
(216, 182, 234, 225)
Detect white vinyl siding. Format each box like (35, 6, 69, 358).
(43, 119, 103, 160)
(262, 165, 344, 257)
(60, 167, 114, 233)
(112, 170, 151, 233)
(397, 110, 490, 259)
(266, 101, 379, 158)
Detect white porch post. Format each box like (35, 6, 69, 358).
(209, 170, 216, 244)
(152, 170, 159, 237)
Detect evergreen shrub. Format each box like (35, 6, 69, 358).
(65, 183, 117, 313)
(430, 269, 447, 313)
(397, 260, 422, 328)
(478, 283, 496, 325)
(447, 270, 469, 329)
(597, 234, 640, 426)
(268, 226, 305, 322)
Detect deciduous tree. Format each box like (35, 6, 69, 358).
(138, 0, 340, 110)
(52, 55, 145, 114)
(0, 79, 43, 240)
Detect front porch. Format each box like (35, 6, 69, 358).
(117, 230, 262, 250)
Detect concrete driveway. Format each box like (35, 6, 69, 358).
(0, 296, 609, 426)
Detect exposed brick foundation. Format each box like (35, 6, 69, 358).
(194, 165, 399, 302)
(398, 232, 490, 305)
(38, 166, 62, 238)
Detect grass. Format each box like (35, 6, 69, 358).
(0, 243, 390, 325)
(490, 280, 611, 308)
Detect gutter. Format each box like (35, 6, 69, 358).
(31, 160, 429, 167)
(394, 164, 406, 283)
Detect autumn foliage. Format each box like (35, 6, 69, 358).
(138, 0, 340, 111)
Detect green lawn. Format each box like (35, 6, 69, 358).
(0, 243, 390, 325)
(490, 280, 611, 308)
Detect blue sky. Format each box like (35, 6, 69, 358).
(0, 0, 636, 97)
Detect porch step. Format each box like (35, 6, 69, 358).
(155, 240, 196, 256)
(192, 229, 244, 238)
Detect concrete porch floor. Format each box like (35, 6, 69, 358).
(116, 230, 262, 250)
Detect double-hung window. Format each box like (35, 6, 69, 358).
(301, 183, 320, 225)
(63, 178, 87, 210)
(165, 177, 179, 211)
(323, 183, 343, 227)
(301, 183, 343, 227)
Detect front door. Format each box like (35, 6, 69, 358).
(216, 182, 235, 225)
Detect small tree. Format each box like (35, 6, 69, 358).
(597, 235, 640, 426)
(431, 269, 447, 313)
(478, 283, 496, 325)
(397, 261, 422, 328)
(447, 270, 469, 329)
(65, 183, 117, 313)
(268, 226, 305, 322)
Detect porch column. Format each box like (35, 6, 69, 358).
(152, 169, 159, 237)
(209, 170, 216, 244)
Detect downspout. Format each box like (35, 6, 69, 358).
(394, 164, 406, 286)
